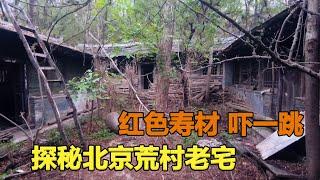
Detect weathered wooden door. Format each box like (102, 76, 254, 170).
(0, 61, 24, 128)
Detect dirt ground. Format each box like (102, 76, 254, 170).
(0, 104, 307, 180)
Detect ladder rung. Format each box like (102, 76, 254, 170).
(33, 53, 47, 58)
(40, 67, 55, 71)
(47, 79, 62, 83)
(20, 25, 35, 32)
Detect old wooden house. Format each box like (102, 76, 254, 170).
(220, 3, 305, 119)
(0, 20, 93, 131)
(80, 42, 223, 111)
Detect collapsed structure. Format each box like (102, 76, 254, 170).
(80, 42, 224, 111)
(219, 3, 306, 159)
(221, 3, 305, 118)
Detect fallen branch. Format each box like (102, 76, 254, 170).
(227, 140, 306, 179)
(20, 112, 34, 144)
(0, 113, 32, 141)
(3, 170, 33, 180)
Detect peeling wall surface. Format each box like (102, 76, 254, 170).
(222, 62, 234, 89)
(227, 85, 305, 118)
(228, 86, 276, 117)
(29, 93, 90, 126)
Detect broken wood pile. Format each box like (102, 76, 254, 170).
(225, 93, 306, 178)
(226, 101, 277, 138)
(227, 140, 306, 179)
(0, 125, 29, 142)
(138, 79, 184, 110)
(0, 131, 13, 142)
(108, 69, 184, 110)
(189, 74, 223, 99)
(109, 72, 224, 109)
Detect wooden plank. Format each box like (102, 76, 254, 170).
(40, 66, 55, 70)
(47, 79, 62, 83)
(33, 53, 46, 58)
(19, 25, 35, 32)
(256, 113, 305, 160)
(252, 127, 274, 139)
(228, 140, 305, 179)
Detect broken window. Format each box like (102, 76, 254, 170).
(212, 65, 218, 75)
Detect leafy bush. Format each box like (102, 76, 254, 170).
(90, 129, 115, 140)
(183, 132, 200, 147)
(68, 69, 108, 100)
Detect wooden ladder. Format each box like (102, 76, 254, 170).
(1, 0, 86, 147)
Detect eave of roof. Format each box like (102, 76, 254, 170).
(221, 1, 301, 54)
(0, 20, 93, 58)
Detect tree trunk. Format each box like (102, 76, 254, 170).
(155, 0, 174, 112)
(96, 3, 109, 118)
(182, 51, 191, 108)
(305, 0, 320, 179)
(28, 0, 37, 24)
(277, 71, 284, 113)
(204, 49, 214, 101)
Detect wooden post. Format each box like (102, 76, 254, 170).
(305, 0, 320, 178)
(204, 48, 214, 101)
(277, 70, 283, 113)
(155, 0, 174, 112)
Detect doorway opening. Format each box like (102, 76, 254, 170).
(0, 61, 25, 130)
(141, 64, 154, 89)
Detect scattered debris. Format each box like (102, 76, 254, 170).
(197, 139, 222, 147)
(228, 140, 306, 179)
(103, 112, 120, 133)
(256, 112, 305, 160)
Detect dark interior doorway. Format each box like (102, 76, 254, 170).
(141, 64, 154, 89)
(0, 61, 25, 130)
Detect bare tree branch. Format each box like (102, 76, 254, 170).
(180, 55, 271, 73)
(275, 6, 299, 56)
(46, 0, 91, 43)
(88, 32, 150, 113)
(199, 0, 320, 80)
(178, 0, 255, 49)
(288, 1, 306, 61)
(0, 113, 33, 142)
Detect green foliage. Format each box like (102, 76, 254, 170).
(220, 131, 233, 141)
(68, 69, 108, 100)
(47, 127, 75, 145)
(183, 132, 200, 147)
(17, 0, 288, 75)
(18, 0, 288, 48)
(0, 172, 8, 180)
(90, 128, 115, 140)
(0, 142, 21, 154)
(95, 0, 107, 9)
(47, 129, 63, 146)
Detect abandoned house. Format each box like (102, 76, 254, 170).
(219, 2, 307, 160)
(79, 41, 224, 111)
(220, 3, 305, 119)
(0, 20, 93, 131)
